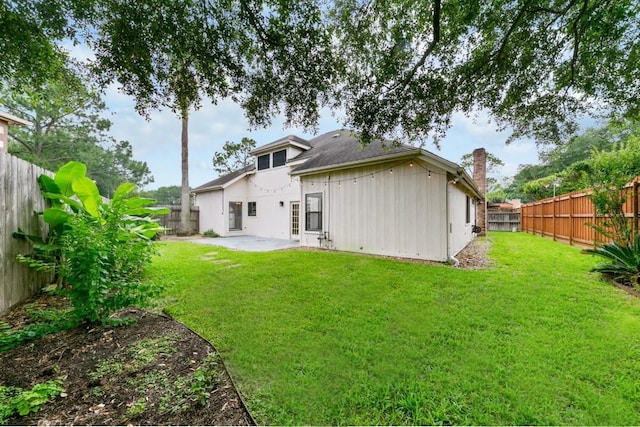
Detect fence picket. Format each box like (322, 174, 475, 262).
(521, 179, 640, 248)
(0, 153, 53, 314)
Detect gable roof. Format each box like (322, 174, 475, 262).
(290, 130, 418, 173)
(193, 129, 482, 199)
(249, 135, 311, 156)
(290, 129, 482, 199)
(192, 164, 255, 193)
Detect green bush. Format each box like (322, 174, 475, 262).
(15, 161, 169, 324)
(583, 234, 640, 288)
(202, 229, 219, 238)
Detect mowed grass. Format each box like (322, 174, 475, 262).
(147, 233, 640, 425)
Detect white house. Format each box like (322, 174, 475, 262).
(193, 129, 485, 262)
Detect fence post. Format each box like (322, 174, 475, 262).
(593, 191, 598, 248)
(631, 178, 638, 237)
(569, 193, 574, 246)
(552, 196, 556, 241)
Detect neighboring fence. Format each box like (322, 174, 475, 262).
(488, 211, 521, 231)
(157, 205, 200, 234)
(0, 153, 53, 314)
(521, 179, 640, 248)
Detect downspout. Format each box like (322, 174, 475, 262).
(445, 176, 460, 267)
(326, 175, 331, 249)
(446, 176, 452, 263)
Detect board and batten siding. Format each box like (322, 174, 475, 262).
(0, 153, 53, 314)
(300, 160, 449, 261)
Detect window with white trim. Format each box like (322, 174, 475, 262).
(305, 193, 322, 231)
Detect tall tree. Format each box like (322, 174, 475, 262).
(0, 70, 153, 197)
(76, 0, 336, 235)
(331, 0, 640, 146)
(212, 137, 257, 176)
(4, 0, 640, 200)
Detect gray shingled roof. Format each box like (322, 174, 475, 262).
(290, 129, 418, 173)
(192, 164, 255, 193)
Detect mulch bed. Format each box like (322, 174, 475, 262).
(0, 295, 254, 426)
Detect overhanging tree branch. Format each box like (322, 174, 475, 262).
(389, 0, 441, 92)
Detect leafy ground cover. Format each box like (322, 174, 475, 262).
(0, 296, 253, 425)
(150, 233, 640, 425)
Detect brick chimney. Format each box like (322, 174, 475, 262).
(473, 148, 487, 236)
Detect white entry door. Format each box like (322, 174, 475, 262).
(291, 202, 300, 239)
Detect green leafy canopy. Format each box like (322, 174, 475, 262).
(4, 1, 639, 147)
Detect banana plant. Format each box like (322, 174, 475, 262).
(14, 161, 169, 276)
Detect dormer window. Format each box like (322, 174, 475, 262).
(273, 149, 287, 167)
(257, 154, 270, 170)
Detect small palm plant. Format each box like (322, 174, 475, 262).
(583, 234, 640, 289)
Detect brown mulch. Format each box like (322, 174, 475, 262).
(0, 295, 254, 426)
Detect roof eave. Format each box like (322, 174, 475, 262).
(192, 185, 223, 194)
(249, 139, 311, 156)
(0, 111, 31, 126)
(291, 150, 423, 176)
(193, 169, 254, 193)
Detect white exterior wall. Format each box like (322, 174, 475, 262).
(447, 183, 477, 257)
(195, 145, 305, 239)
(300, 160, 449, 261)
(222, 179, 249, 236)
(195, 190, 225, 235)
(245, 164, 300, 239)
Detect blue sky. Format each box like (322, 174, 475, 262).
(103, 85, 543, 190)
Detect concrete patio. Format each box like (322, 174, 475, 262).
(189, 235, 299, 252)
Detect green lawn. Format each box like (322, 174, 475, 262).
(147, 232, 640, 425)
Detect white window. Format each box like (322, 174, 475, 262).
(305, 193, 322, 231)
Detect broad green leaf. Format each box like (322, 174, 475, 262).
(55, 162, 87, 197)
(41, 192, 84, 213)
(126, 206, 170, 216)
(113, 182, 136, 201)
(43, 208, 70, 228)
(38, 175, 63, 208)
(33, 242, 62, 252)
(124, 197, 157, 210)
(72, 176, 103, 218)
(12, 229, 46, 244)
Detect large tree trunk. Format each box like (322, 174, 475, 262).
(177, 110, 192, 236)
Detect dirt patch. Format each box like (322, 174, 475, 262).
(0, 295, 254, 426)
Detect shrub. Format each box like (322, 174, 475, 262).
(202, 229, 219, 238)
(583, 234, 640, 289)
(15, 161, 169, 324)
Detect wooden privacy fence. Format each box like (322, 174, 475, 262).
(488, 211, 521, 231)
(0, 153, 53, 314)
(157, 205, 200, 235)
(521, 179, 640, 248)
